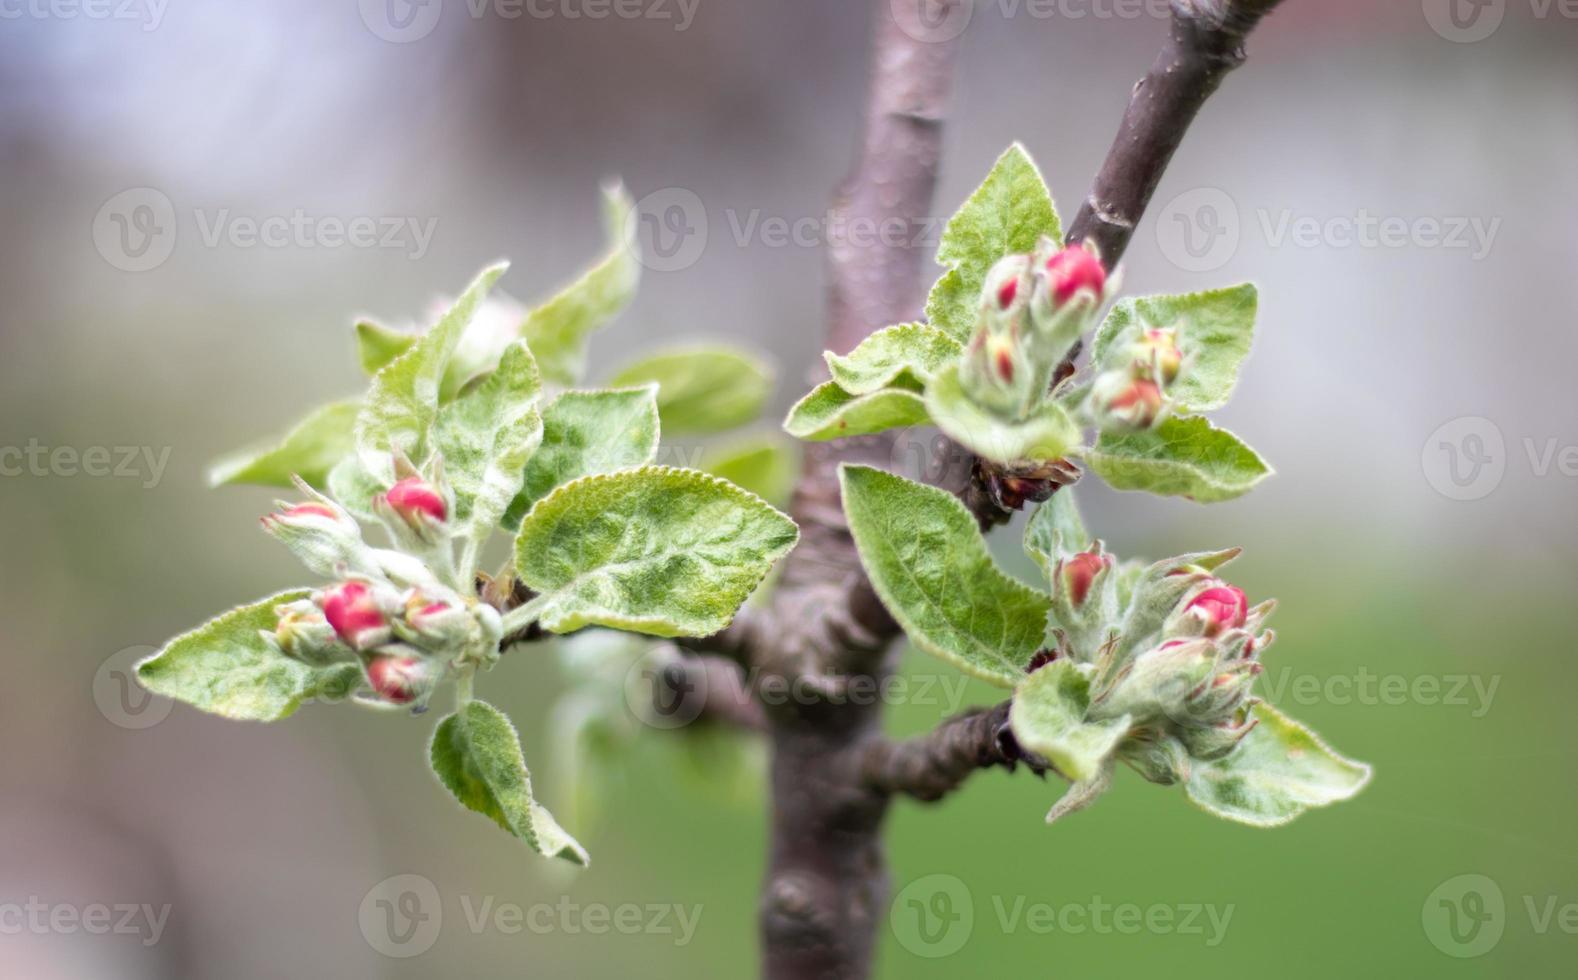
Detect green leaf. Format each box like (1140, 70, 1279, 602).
(514, 467, 798, 638)
(1185, 702, 1372, 827)
(609, 347, 772, 434)
(839, 464, 1049, 687)
(208, 401, 359, 489)
(1086, 415, 1271, 503)
(504, 386, 661, 530)
(354, 319, 415, 376)
(430, 699, 589, 865)
(925, 363, 1080, 465)
(523, 182, 640, 385)
(782, 383, 929, 441)
(1023, 490, 1091, 580)
(357, 263, 508, 482)
(925, 143, 1062, 342)
(1092, 285, 1257, 413)
(702, 437, 797, 508)
(432, 340, 544, 538)
(823, 323, 963, 395)
(137, 591, 361, 722)
(1010, 660, 1131, 783)
(327, 454, 386, 519)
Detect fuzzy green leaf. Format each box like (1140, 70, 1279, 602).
(514, 467, 798, 637)
(839, 464, 1049, 687)
(523, 183, 640, 385)
(1092, 285, 1257, 413)
(430, 699, 589, 865)
(1023, 490, 1092, 579)
(354, 318, 415, 376)
(925, 363, 1080, 465)
(1185, 702, 1372, 827)
(609, 347, 771, 434)
(137, 591, 361, 722)
(823, 323, 963, 395)
(1011, 660, 1131, 783)
(925, 143, 1062, 342)
(357, 263, 508, 482)
(327, 455, 385, 519)
(504, 385, 661, 530)
(702, 437, 797, 507)
(432, 340, 544, 537)
(1086, 415, 1271, 502)
(782, 383, 929, 441)
(208, 401, 359, 489)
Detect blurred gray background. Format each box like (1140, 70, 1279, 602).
(3, 1, 1576, 977)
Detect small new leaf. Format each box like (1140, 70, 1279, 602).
(926, 363, 1080, 466)
(1092, 285, 1257, 413)
(504, 385, 661, 530)
(137, 591, 361, 722)
(514, 467, 798, 637)
(783, 383, 929, 442)
(523, 182, 640, 385)
(925, 143, 1062, 342)
(1010, 660, 1131, 783)
(208, 401, 359, 489)
(1185, 701, 1372, 827)
(702, 437, 797, 508)
(1086, 415, 1271, 502)
(430, 699, 590, 865)
(610, 347, 772, 434)
(823, 323, 962, 395)
(432, 340, 545, 537)
(839, 464, 1049, 687)
(354, 318, 415, 376)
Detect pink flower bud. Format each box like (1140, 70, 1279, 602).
(1132, 328, 1182, 385)
(997, 276, 1019, 310)
(321, 582, 389, 649)
(382, 477, 447, 523)
(1061, 551, 1110, 607)
(1185, 585, 1248, 636)
(1091, 371, 1165, 430)
(1044, 244, 1106, 307)
(366, 654, 426, 705)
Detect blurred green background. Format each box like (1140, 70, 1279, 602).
(3, 1, 1576, 977)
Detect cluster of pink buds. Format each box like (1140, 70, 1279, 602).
(1086, 325, 1184, 432)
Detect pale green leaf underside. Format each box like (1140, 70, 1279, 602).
(926, 363, 1080, 465)
(839, 464, 1049, 687)
(783, 383, 929, 441)
(505, 385, 661, 530)
(354, 318, 415, 376)
(1092, 284, 1258, 413)
(357, 263, 508, 482)
(432, 340, 545, 536)
(430, 699, 589, 865)
(137, 591, 361, 722)
(925, 143, 1062, 342)
(208, 400, 359, 489)
(1086, 415, 1271, 503)
(523, 183, 640, 385)
(1023, 490, 1092, 580)
(327, 454, 385, 519)
(823, 323, 962, 395)
(609, 347, 772, 435)
(1185, 701, 1372, 827)
(702, 438, 797, 508)
(514, 466, 799, 638)
(1010, 660, 1131, 783)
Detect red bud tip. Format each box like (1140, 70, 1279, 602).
(383, 477, 447, 522)
(996, 276, 1019, 309)
(995, 348, 1016, 383)
(322, 582, 387, 646)
(1062, 551, 1109, 606)
(367, 655, 423, 704)
(1186, 585, 1249, 635)
(1045, 245, 1106, 306)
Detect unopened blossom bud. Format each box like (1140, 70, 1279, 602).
(268, 599, 341, 663)
(1061, 550, 1111, 607)
(1185, 661, 1262, 719)
(397, 593, 475, 649)
(1088, 371, 1165, 430)
(1044, 244, 1107, 308)
(1178, 711, 1259, 761)
(374, 475, 450, 548)
(981, 254, 1032, 314)
(261, 490, 366, 577)
(365, 651, 434, 705)
(1183, 585, 1248, 636)
(961, 326, 1036, 418)
(1130, 327, 1182, 385)
(320, 581, 392, 650)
